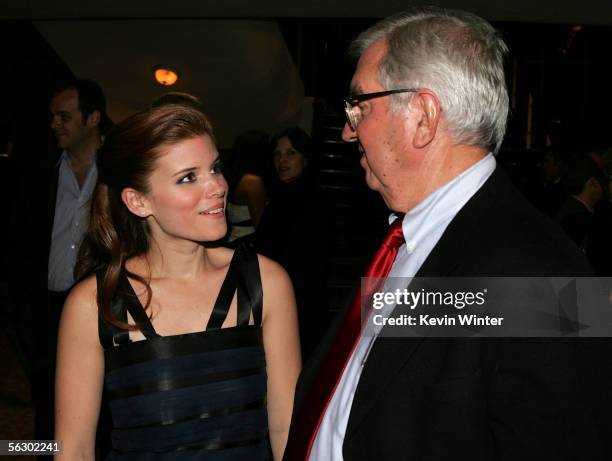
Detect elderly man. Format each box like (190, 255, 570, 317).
(284, 8, 609, 461)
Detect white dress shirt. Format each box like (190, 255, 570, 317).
(48, 151, 98, 292)
(309, 153, 496, 460)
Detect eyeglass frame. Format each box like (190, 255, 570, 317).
(343, 88, 418, 131)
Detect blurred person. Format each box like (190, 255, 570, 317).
(536, 148, 568, 216)
(4, 78, 111, 446)
(284, 8, 610, 461)
(55, 104, 300, 460)
(225, 130, 269, 247)
(572, 152, 612, 277)
(556, 154, 605, 251)
(256, 128, 332, 361)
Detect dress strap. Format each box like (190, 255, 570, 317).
(118, 273, 159, 339)
(236, 244, 263, 326)
(206, 244, 263, 330)
(206, 250, 241, 330)
(97, 270, 159, 349)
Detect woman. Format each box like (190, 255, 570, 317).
(256, 127, 332, 361)
(55, 105, 301, 460)
(225, 131, 269, 247)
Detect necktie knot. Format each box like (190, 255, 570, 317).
(363, 217, 405, 279)
(382, 218, 405, 250)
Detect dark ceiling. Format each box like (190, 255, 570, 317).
(3, 0, 612, 25)
(2, 0, 611, 150)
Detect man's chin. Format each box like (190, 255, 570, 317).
(364, 175, 381, 193)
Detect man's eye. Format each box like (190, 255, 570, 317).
(177, 172, 197, 184)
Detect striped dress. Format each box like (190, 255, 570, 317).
(97, 245, 270, 460)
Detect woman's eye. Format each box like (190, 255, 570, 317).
(177, 172, 197, 184)
(211, 162, 222, 175)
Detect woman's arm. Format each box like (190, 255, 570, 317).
(235, 173, 267, 228)
(55, 277, 104, 461)
(259, 256, 302, 461)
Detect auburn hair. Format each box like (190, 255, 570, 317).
(76, 104, 214, 329)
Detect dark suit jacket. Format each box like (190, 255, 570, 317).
(2, 152, 60, 371)
(286, 168, 612, 461)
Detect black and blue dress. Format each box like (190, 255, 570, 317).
(97, 246, 270, 460)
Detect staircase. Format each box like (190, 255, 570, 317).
(313, 111, 389, 312)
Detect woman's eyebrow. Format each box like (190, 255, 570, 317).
(172, 166, 197, 177)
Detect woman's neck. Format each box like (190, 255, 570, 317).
(140, 237, 212, 280)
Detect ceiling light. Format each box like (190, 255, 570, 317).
(153, 66, 179, 86)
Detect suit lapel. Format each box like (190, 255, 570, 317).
(345, 335, 425, 437)
(345, 168, 503, 437)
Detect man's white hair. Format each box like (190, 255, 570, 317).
(352, 7, 509, 153)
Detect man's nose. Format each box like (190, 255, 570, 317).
(341, 122, 357, 142)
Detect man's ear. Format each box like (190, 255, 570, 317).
(411, 89, 441, 149)
(86, 110, 101, 128)
(121, 188, 151, 218)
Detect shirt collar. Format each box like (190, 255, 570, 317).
(390, 153, 497, 243)
(54, 135, 104, 168)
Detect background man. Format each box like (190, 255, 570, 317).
(556, 153, 611, 275)
(5, 78, 110, 443)
(285, 8, 610, 461)
(556, 154, 605, 248)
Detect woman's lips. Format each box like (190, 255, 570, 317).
(199, 203, 225, 218)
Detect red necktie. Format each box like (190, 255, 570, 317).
(284, 218, 405, 461)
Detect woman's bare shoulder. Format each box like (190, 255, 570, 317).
(236, 174, 266, 198)
(59, 275, 102, 358)
(239, 173, 265, 187)
(64, 275, 98, 314)
(257, 253, 287, 278)
(257, 254, 293, 297)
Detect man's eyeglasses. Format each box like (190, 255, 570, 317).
(343, 89, 418, 131)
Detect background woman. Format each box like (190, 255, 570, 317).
(256, 127, 332, 361)
(225, 130, 269, 247)
(55, 105, 300, 460)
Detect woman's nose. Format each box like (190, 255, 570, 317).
(207, 176, 227, 198)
